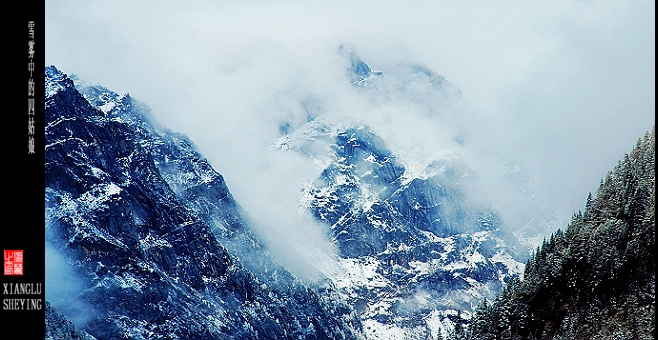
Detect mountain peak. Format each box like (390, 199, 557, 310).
(45, 65, 75, 98)
(339, 44, 382, 84)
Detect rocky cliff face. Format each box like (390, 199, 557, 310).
(279, 118, 523, 339)
(45, 66, 362, 340)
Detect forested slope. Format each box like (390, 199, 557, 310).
(464, 127, 655, 340)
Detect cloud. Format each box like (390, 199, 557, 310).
(45, 0, 655, 272)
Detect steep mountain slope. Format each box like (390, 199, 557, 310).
(44, 66, 363, 340)
(274, 48, 526, 339)
(467, 128, 655, 340)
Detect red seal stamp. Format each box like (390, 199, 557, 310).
(4, 250, 24, 276)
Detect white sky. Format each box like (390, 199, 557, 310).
(45, 0, 655, 277)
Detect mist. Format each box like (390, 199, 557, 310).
(45, 240, 96, 327)
(45, 0, 655, 277)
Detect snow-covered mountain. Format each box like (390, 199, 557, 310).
(44, 65, 362, 340)
(271, 48, 526, 339)
(44, 45, 530, 340)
